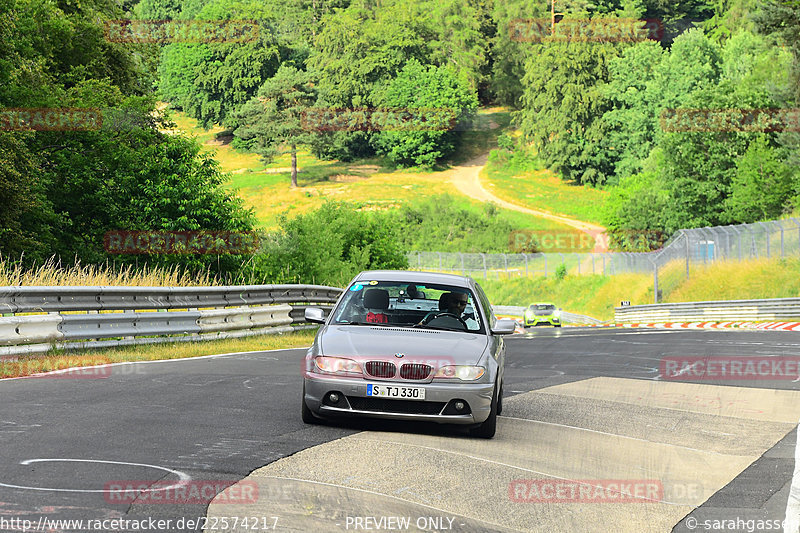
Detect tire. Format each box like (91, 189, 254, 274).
(496, 383, 503, 416)
(301, 383, 321, 425)
(555, 324, 562, 328)
(470, 381, 498, 439)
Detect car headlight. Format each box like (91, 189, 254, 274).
(554, 310, 561, 318)
(314, 356, 363, 376)
(434, 366, 485, 381)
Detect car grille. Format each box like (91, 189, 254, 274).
(534, 310, 554, 316)
(399, 363, 432, 380)
(365, 361, 396, 378)
(346, 396, 446, 415)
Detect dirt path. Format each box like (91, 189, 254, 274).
(447, 153, 609, 253)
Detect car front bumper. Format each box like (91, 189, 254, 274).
(304, 374, 495, 424)
(525, 317, 560, 326)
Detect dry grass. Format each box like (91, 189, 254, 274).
(1, 330, 317, 378)
(0, 257, 217, 287)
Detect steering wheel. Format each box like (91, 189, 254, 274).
(426, 312, 468, 330)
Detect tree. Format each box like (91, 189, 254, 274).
(251, 202, 408, 286)
(157, 0, 283, 128)
(603, 40, 666, 179)
(726, 136, 796, 221)
(370, 59, 478, 167)
(518, 39, 625, 185)
(233, 66, 317, 187)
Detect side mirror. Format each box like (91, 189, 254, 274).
(304, 307, 326, 324)
(491, 319, 517, 335)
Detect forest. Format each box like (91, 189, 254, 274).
(1, 0, 798, 284)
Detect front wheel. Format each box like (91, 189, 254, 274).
(301, 383, 321, 425)
(470, 382, 498, 438)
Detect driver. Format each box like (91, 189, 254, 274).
(419, 292, 477, 329)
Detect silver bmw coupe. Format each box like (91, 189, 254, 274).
(301, 270, 516, 438)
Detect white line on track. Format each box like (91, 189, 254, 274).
(0, 458, 190, 492)
(496, 416, 730, 455)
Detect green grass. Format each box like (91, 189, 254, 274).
(479, 256, 800, 322)
(483, 151, 609, 225)
(164, 105, 587, 235)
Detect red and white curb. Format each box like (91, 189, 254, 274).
(586, 321, 800, 332)
(497, 316, 800, 333)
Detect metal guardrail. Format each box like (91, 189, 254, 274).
(614, 298, 800, 323)
(0, 285, 343, 356)
(0, 285, 342, 314)
(0, 283, 614, 357)
(493, 305, 603, 325)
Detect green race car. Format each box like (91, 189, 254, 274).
(524, 303, 562, 327)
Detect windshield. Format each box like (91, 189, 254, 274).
(532, 304, 556, 311)
(332, 281, 484, 333)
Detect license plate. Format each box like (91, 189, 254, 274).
(366, 384, 425, 400)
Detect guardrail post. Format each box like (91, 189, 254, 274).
(459, 253, 465, 276)
(438, 252, 443, 272)
(591, 254, 596, 275)
(502, 254, 508, 278)
(544, 254, 548, 277)
(524, 254, 528, 277)
(481, 253, 487, 279)
(765, 226, 770, 258)
(602, 255, 606, 276)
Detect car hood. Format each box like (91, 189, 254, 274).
(317, 325, 489, 366)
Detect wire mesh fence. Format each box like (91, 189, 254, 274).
(408, 218, 800, 302)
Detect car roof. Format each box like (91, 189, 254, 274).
(530, 302, 556, 306)
(354, 270, 474, 289)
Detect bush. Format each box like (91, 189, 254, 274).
(247, 202, 408, 286)
(389, 195, 515, 252)
(554, 264, 567, 281)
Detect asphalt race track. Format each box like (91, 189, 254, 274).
(2, 328, 800, 533)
